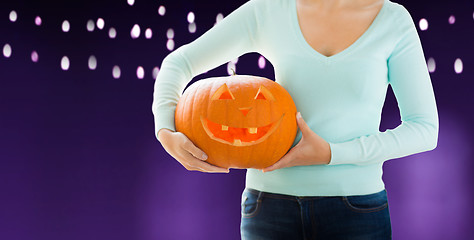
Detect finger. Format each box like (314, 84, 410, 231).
(262, 158, 287, 173)
(262, 151, 295, 173)
(194, 161, 230, 173)
(181, 162, 203, 172)
(296, 112, 310, 135)
(182, 153, 230, 173)
(182, 140, 208, 161)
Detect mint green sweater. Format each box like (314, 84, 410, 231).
(152, 0, 439, 196)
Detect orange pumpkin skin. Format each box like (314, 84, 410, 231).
(175, 75, 297, 169)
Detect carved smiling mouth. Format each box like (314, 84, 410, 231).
(200, 114, 284, 146)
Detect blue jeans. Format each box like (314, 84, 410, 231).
(240, 188, 391, 240)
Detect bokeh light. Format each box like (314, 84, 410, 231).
(216, 13, 224, 23)
(188, 22, 196, 33)
(31, 51, 39, 62)
(9, 10, 17, 22)
(166, 39, 175, 51)
(88, 55, 97, 70)
(61, 56, 70, 70)
(152, 66, 160, 80)
(3, 44, 12, 58)
(145, 28, 153, 39)
(127, 0, 135, 6)
(62, 20, 71, 32)
(258, 55, 266, 69)
(131, 24, 141, 39)
(97, 18, 105, 30)
(109, 27, 117, 39)
(454, 58, 463, 74)
(187, 12, 195, 23)
(87, 20, 95, 32)
(427, 57, 436, 73)
(158, 6, 166, 16)
(448, 15, 455, 24)
(137, 66, 145, 79)
(35, 16, 42, 26)
(419, 18, 428, 31)
(112, 65, 121, 79)
(166, 28, 174, 39)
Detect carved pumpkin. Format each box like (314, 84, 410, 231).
(175, 74, 297, 169)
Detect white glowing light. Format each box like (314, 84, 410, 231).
(187, 12, 195, 23)
(152, 67, 160, 79)
(127, 0, 135, 6)
(88, 55, 97, 70)
(145, 28, 153, 39)
(97, 18, 105, 30)
(87, 20, 95, 32)
(166, 39, 175, 51)
(427, 57, 435, 73)
(216, 13, 224, 23)
(61, 56, 70, 71)
(31, 51, 39, 62)
(258, 56, 266, 69)
(3, 44, 12, 58)
(109, 27, 117, 39)
(158, 6, 166, 16)
(9, 10, 17, 22)
(419, 18, 428, 31)
(188, 22, 196, 33)
(112, 65, 121, 79)
(448, 15, 455, 24)
(227, 62, 236, 75)
(231, 57, 239, 64)
(35, 16, 42, 26)
(137, 66, 145, 79)
(454, 58, 463, 74)
(62, 20, 70, 32)
(131, 24, 141, 39)
(166, 28, 174, 39)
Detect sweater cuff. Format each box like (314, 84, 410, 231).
(327, 140, 362, 165)
(154, 109, 177, 141)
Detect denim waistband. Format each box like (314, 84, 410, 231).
(245, 188, 386, 201)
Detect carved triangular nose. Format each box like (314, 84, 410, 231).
(239, 107, 252, 116)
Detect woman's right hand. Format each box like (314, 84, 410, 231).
(157, 128, 230, 173)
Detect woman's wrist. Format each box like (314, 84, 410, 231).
(157, 128, 175, 142)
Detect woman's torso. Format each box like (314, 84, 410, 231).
(296, 0, 385, 57)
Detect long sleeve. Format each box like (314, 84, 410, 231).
(328, 7, 439, 166)
(151, 0, 262, 141)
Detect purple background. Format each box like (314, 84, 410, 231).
(0, 0, 473, 239)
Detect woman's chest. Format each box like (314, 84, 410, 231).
(295, 0, 384, 57)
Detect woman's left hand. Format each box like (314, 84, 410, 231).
(262, 112, 332, 172)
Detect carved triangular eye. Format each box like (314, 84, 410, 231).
(254, 86, 275, 101)
(211, 83, 235, 100)
(219, 91, 233, 99)
(255, 92, 266, 100)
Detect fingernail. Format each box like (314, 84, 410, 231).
(202, 153, 208, 160)
(297, 112, 301, 119)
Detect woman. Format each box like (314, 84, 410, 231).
(153, 0, 439, 239)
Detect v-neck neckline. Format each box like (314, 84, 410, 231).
(290, 0, 388, 62)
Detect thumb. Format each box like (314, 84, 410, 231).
(182, 140, 208, 161)
(296, 112, 310, 136)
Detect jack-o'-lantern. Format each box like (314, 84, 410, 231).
(175, 74, 297, 169)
